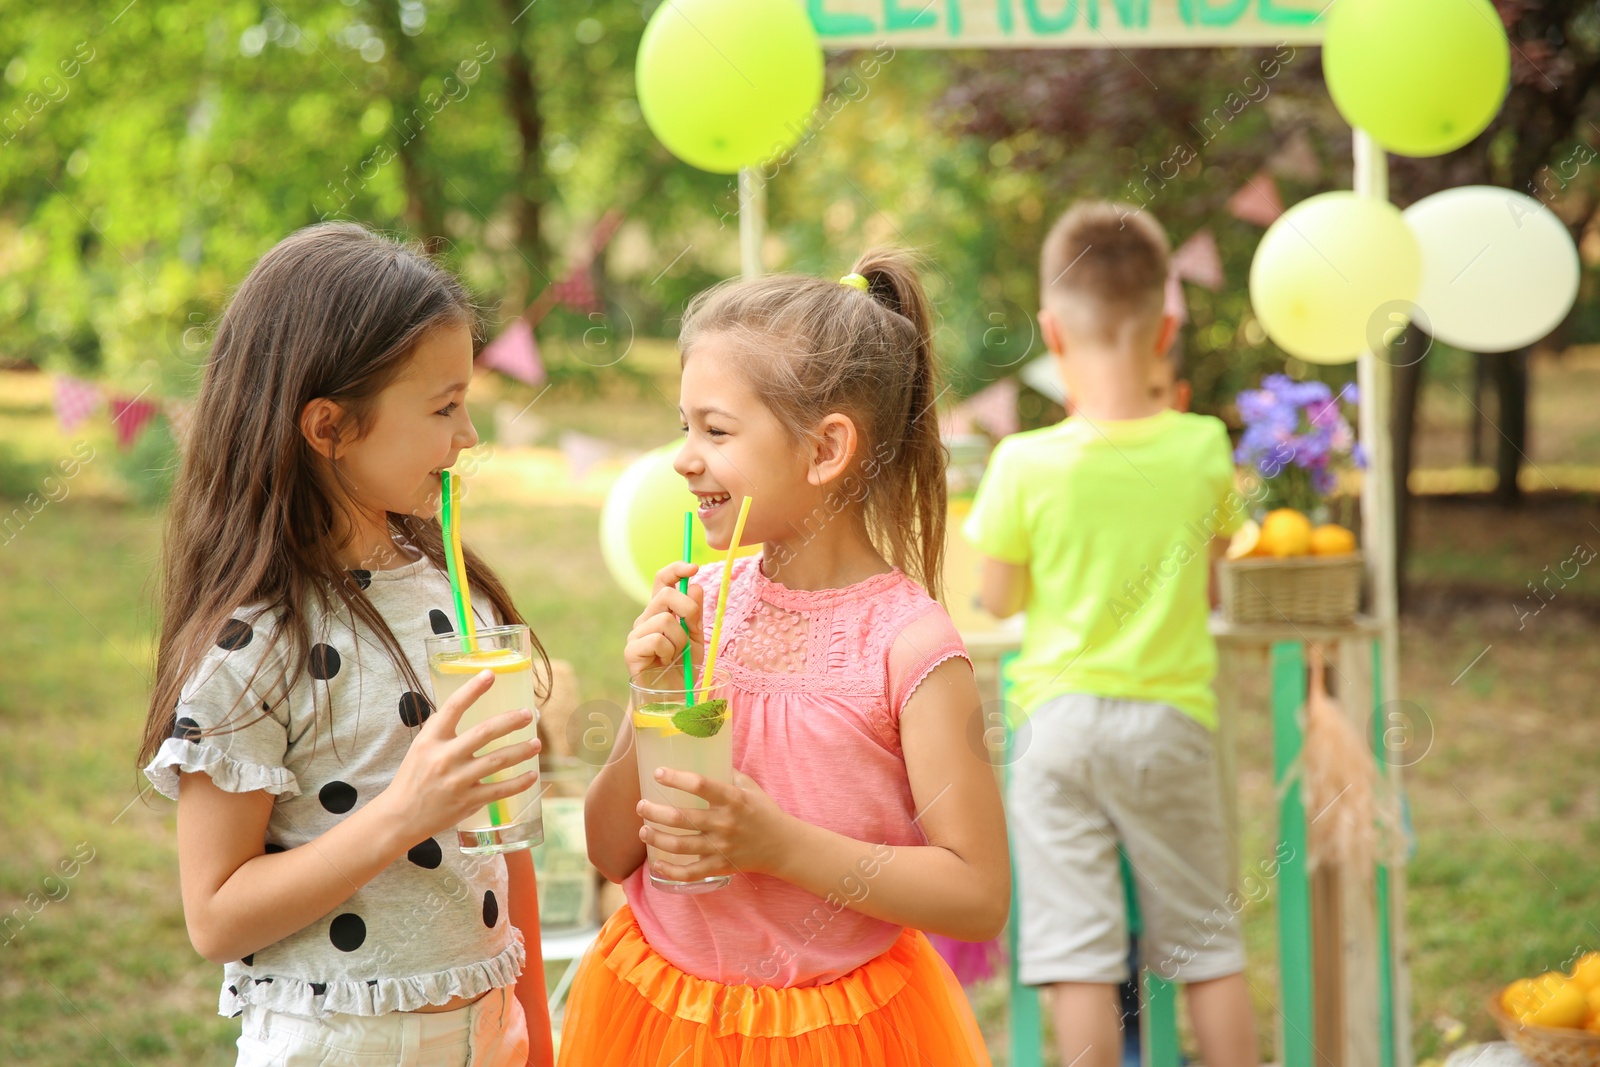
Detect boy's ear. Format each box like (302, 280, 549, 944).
(1173, 379, 1193, 413)
(1038, 308, 1066, 357)
(299, 398, 348, 461)
(806, 413, 859, 489)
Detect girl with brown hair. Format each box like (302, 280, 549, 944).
(562, 250, 1009, 1065)
(139, 222, 552, 1065)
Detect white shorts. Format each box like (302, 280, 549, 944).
(236, 985, 528, 1067)
(1008, 693, 1246, 987)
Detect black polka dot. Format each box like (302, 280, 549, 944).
(217, 619, 253, 651)
(429, 609, 454, 635)
(172, 716, 202, 741)
(308, 643, 341, 680)
(329, 913, 366, 952)
(264, 842, 286, 855)
(241, 953, 253, 966)
(366, 979, 378, 987)
(318, 781, 357, 814)
(310, 982, 326, 997)
(398, 691, 432, 728)
(348, 569, 372, 590)
(407, 838, 442, 870)
(230, 1009, 242, 1018)
(482, 890, 499, 928)
(227, 984, 237, 997)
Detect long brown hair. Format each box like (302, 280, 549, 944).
(678, 248, 947, 599)
(139, 222, 545, 766)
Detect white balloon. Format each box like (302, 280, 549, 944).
(1403, 186, 1580, 352)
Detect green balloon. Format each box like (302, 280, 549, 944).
(636, 0, 824, 174)
(1324, 0, 1509, 157)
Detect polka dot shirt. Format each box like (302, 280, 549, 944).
(144, 554, 526, 1019)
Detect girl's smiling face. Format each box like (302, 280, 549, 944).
(675, 334, 819, 551)
(307, 321, 479, 562)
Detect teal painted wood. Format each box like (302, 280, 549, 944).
(1271, 641, 1315, 1067)
(1371, 639, 1396, 1067)
(1119, 850, 1180, 1067)
(1003, 651, 1045, 1067)
(1142, 973, 1181, 1067)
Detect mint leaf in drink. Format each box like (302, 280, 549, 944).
(636, 702, 680, 715)
(672, 698, 727, 738)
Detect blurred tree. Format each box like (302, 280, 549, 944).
(1388, 0, 1600, 511)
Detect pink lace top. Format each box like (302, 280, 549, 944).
(623, 554, 972, 988)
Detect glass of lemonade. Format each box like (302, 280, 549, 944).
(426, 624, 543, 854)
(631, 668, 733, 894)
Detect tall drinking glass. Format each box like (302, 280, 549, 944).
(426, 624, 543, 853)
(631, 669, 732, 894)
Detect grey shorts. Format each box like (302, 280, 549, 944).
(1009, 693, 1246, 986)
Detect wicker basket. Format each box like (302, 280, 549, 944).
(1218, 553, 1363, 625)
(1487, 993, 1600, 1067)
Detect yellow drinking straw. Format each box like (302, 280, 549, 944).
(440, 469, 478, 653)
(697, 496, 751, 701)
(443, 469, 506, 826)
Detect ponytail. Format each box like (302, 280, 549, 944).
(679, 248, 949, 600)
(848, 249, 947, 600)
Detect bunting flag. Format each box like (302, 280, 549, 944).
(164, 398, 195, 445)
(476, 318, 546, 387)
(108, 393, 158, 451)
(548, 264, 602, 314)
(557, 430, 618, 480)
(53, 374, 102, 433)
(1268, 129, 1322, 182)
(1227, 171, 1285, 228)
(947, 378, 1020, 439)
(1170, 228, 1224, 290)
(535, 209, 625, 320)
(1164, 271, 1189, 327)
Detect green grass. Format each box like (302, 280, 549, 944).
(2, 369, 1598, 1065)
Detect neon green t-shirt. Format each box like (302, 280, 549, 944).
(963, 409, 1242, 730)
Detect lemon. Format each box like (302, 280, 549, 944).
(1570, 952, 1600, 991)
(1226, 519, 1262, 560)
(1259, 509, 1312, 557)
(1503, 977, 1542, 1017)
(432, 648, 530, 675)
(1526, 976, 1588, 1029)
(631, 702, 683, 737)
(1586, 984, 1600, 1016)
(1309, 524, 1357, 556)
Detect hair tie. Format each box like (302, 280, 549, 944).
(838, 272, 869, 292)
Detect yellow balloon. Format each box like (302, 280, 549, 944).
(1249, 192, 1421, 365)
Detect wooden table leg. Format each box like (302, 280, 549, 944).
(1272, 641, 1316, 1067)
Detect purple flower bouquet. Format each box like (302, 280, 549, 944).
(1234, 374, 1365, 516)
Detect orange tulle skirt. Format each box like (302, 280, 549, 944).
(556, 905, 992, 1066)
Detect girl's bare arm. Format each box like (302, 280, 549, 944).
(641, 656, 1011, 941)
(583, 713, 647, 884)
(177, 671, 537, 963)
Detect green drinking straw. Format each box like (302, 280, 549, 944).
(439, 469, 476, 652)
(680, 511, 695, 698)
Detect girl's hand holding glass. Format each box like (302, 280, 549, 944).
(635, 768, 794, 882)
(376, 668, 541, 843)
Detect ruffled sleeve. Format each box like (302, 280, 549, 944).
(144, 646, 299, 802)
(885, 604, 973, 721)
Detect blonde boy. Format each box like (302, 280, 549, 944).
(965, 202, 1258, 1067)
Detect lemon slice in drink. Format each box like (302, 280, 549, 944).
(433, 648, 530, 675)
(632, 702, 683, 737)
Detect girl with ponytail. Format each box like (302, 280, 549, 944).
(561, 250, 1008, 1066)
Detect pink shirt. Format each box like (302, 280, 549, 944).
(624, 555, 972, 987)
